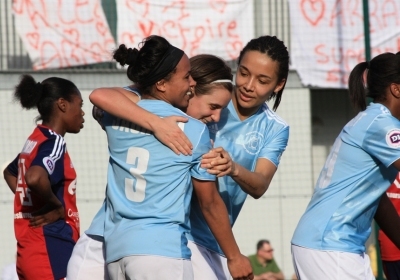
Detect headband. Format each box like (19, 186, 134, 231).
(140, 45, 184, 87)
(211, 79, 233, 84)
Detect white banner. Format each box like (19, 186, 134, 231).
(116, 0, 254, 60)
(289, 0, 400, 89)
(13, 0, 116, 70)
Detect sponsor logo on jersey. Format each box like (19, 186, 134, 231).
(386, 129, 400, 148)
(43, 156, 55, 174)
(68, 179, 77, 195)
(14, 212, 32, 219)
(68, 208, 79, 218)
(21, 140, 37, 154)
(243, 131, 263, 155)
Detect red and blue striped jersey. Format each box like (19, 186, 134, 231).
(8, 124, 79, 279)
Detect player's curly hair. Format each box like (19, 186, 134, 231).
(14, 75, 79, 122)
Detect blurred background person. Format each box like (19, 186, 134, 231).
(248, 240, 284, 280)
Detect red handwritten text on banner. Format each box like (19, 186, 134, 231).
(290, 0, 400, 88)
(117, 0, 254, 61)
(13, 0, 116, 70)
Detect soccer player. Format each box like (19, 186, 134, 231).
(185, 35, 290, 280)
(86, 35, 290, 280)
(378, 171, 400, 280)
(69, 36, 252, 280)
(292, 52, 400, 280)
(67, 53, 239, 280)
(3, 75, 85, 279)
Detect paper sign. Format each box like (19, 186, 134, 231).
(13, 0, 116, 70)
(289, 0, 400, 88)
(116, 0, 254, 60)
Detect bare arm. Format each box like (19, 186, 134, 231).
(374, 192, 400, 249)
(89, 87, 193, 155)
(25, 166, 64, 227)
(201, 147, 277, 198)
(192, 178, 254, 280)
(3, 168, 17, 194)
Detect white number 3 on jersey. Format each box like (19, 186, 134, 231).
(125, 147, 149, 202)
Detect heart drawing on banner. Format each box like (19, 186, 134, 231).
(26, 32, 40, 49)
(226, 40, 242, 60)
(210, 0, 227, 14)
(300, 0, 325, 26)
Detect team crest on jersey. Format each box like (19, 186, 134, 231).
(386, 129, 400, 148)
(43, 156, 55, 174)
(208, 123, 219, 134)
(243, 131, 263, 155)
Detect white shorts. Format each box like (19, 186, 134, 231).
(67, 233, 109, 280)
(291, 244, 375, 280)
(107, 255, 193, 280)
(188, 240, 231, 280)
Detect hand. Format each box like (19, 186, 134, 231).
(227, 254, 254, 280)
(29, 200, 64, 228)
(201, 147, 236, 177)
(152, 116, 193, 155)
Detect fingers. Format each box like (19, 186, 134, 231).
(167, 140, 192, 156)
(167, 143, 181, 156)
(29, 217, 46, 228)
(169, 116, 188, 123)
(156, 116, 193, 155)
(175, 140, 193, 156)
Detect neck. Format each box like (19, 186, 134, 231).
(256, 255, 267, 266)
(232, 93, 260, 121)
(41, 121, 66, 136)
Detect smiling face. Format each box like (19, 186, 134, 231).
(65, 92, 85, 134)
(186, 86, 231, 123)
(234, 50, 285, 119)
(163, 54, 196, 111)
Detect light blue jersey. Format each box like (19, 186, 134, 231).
(292, 103, 400, 254)
(85, 86, 140, 238)
(188, 100, 289, 255)
(102, 99, 215, 263)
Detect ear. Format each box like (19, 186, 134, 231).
(274, 78, 286, 94)
(56, 98, 68, 113)
(390, 83, 400, 99)
(155, 79, 166, 92)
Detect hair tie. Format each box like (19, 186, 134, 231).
(126, 48, 139, 65)
(211, 79, 233, 84)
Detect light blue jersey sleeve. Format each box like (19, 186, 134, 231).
(361, 114, 400, 167)
(258, 124, 289, 167)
